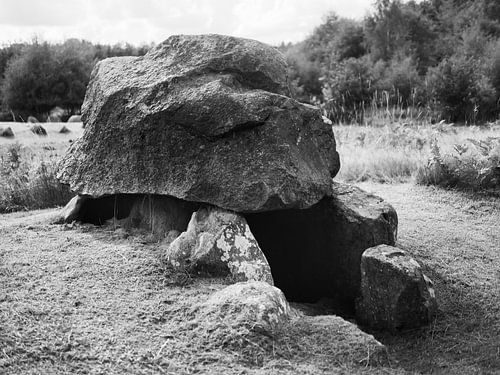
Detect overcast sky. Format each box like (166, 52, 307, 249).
(0, 0, 375, 46)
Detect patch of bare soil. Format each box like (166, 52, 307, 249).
(357, 182, 500, 374)
(0, 208, 392, 374)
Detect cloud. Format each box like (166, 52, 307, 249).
(0, 0, 374, 45)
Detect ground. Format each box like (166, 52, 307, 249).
(1, 122, 499, 373)
(1, 181, 499, 374)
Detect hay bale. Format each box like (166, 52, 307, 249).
(30, 124, 47, 136)
(27, 116, 39, 123)
(59, 125, 71, 134)
(0, 127, 14, 137)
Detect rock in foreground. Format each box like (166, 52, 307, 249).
(199, 281, 289, 335)
(57, 34, 340, 212)
(166, 206, 273, 284)
(355, 245, 438, 331)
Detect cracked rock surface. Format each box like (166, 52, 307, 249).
(166, 206, 274, 284)
(57, 34, 340, 212)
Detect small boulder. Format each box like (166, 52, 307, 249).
(30, 124, 47, 136)
(0, 127, 14, 138)
(67, 115, 81, 123)
(27, 116, 39, 123)
(200, 281, 289, 335)
(355, 245, 438, 331)
(166, 206, 274, 284)
(59, 125, 71, 134)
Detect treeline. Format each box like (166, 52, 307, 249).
(281, 0, 500, 124)
(0, 39, 151, 121)
(1, 0, 499, 124)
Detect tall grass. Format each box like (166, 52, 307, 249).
(321, 89, 440, 127)
(335, 121, 500, 192)
(0, 143, 73, 213)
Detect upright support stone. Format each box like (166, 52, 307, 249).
(166, 207, 274, 284)
(355, 245, 438, 331)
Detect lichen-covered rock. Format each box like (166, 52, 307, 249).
(355, 245, 438, 331)
(245, 182, 398, 302)
(166, 206, 274, 284)
(57, 34, 340, 212)
(200, 281, 289, 334)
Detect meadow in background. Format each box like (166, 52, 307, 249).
(1, 117, 498, 214)
(0, 0, 498, 212)
(0, 123, 81, 213)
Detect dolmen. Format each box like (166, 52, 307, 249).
(57, 34, 436, 332)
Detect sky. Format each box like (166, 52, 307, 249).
(0, 0, 375, 46)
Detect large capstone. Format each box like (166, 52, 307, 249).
(57, 34, 340, 212)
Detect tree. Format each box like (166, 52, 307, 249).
(1, 40, 95, 118)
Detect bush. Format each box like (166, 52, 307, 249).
(0, 144, 73, 212)
(284, 45, 323, 102)
(426, 55, 498, 123)
(416, 137, 500, 190)
(1, 40, 94, 119)
(378, 57, 424, 107)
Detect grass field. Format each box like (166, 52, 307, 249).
(0, 182, 498, 374)
(0, 122, 82, 212)
(0, 122, 499, 374)
(335, 122, 500, 186)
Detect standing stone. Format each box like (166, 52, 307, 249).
(166, 206, 274, 284)
(57, 34, 340, 212)
(0, 127, 14, 137)
(355, 245, 438, 331)
(59, 125, 71, 134)
(30, 124, 47, 136)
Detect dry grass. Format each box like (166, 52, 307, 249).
(357, 182, 500, 374)
(1, 182, 499, 374)
(0, 122, 82, 213)
(335, 122, 500, 186)
(0, 120, 499, 373)
(0, 215, 398, 375)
